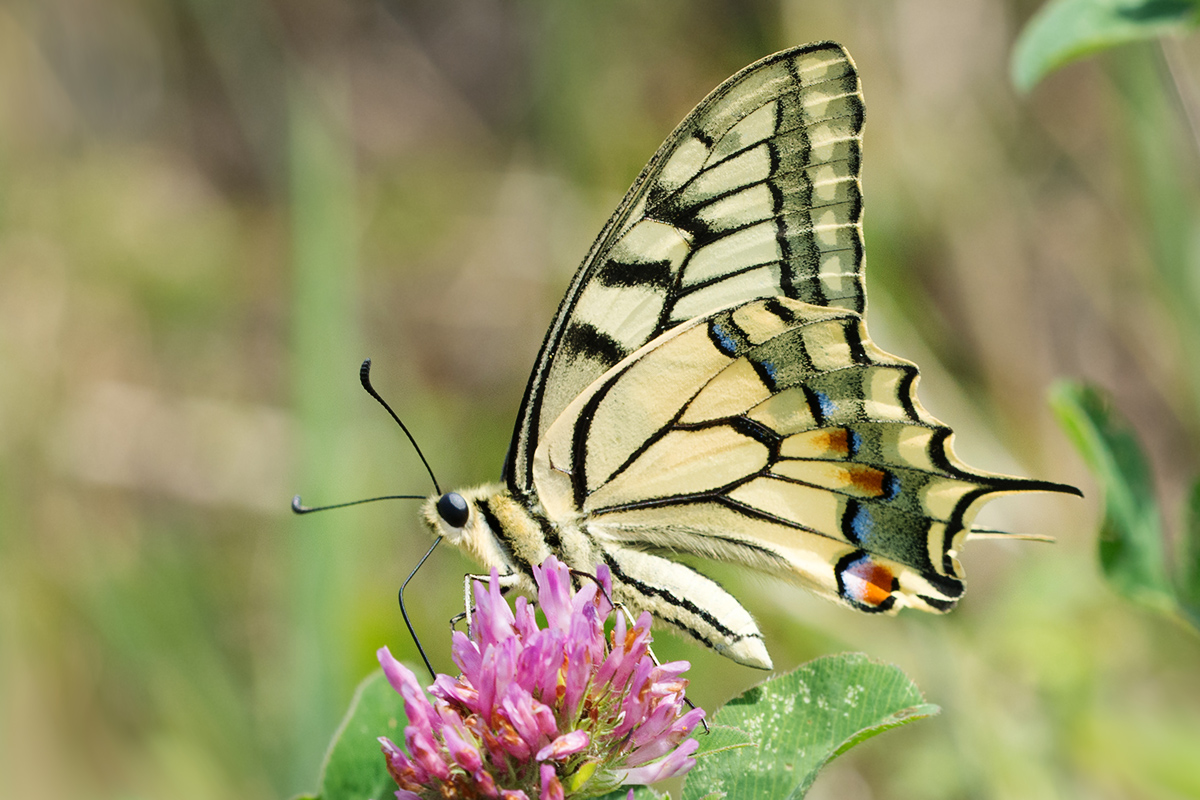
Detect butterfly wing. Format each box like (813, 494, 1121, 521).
(532, 297, 1076, 613)
(507, 42, 865, 496)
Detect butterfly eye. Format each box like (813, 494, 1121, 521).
(437, 492, 470, 528)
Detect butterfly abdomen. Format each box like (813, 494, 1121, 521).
(424, 485, 773, 669)
(594, 541, 772, 669)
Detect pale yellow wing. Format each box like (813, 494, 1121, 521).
(532, 297, 1079, 613)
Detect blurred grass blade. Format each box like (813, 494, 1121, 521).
(681, 653, 939, 800)
(1050, 382, 1175, 611)
(1011, 0, 1199, 93)
(288, 68, 362, 792)
(303, 670, 409, 800)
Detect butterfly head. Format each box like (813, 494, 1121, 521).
(424, 489, 474, 544)
(422, 482, 501, 551)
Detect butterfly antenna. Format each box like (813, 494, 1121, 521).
(293, 360, 446, 681)
(291, 494, 425, 514)
(401, 537, 442, 681)
(360, 358, 441, 495)
(360, 358, 447, 679)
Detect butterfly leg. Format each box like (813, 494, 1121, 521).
(460, 570, 519, 631)
(567, 567, 619, 606)
(448, 583, 514, 633)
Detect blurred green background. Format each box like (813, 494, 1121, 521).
(2, 1, 1199, 798)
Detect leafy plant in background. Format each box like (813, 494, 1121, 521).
(1013, 0, 1200, 634)
(1011, 0, 1199, 92)
(1052, 383, 1200, 630)
(298, 557, 936, 800)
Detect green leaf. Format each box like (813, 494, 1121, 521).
(680, 653, 939, 800)
(1178, 478, 1200, 628)
(1011, 0, 1199, 92)
(308, 669, 408, 800)
(1051, 382, 1176, 611)
(594, 786, 669, 800)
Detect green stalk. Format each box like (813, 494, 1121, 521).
(287, 68, 360, 794)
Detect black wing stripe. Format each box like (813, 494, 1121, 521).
(595, 257, 675, 291)
(561, 322, 629, 370)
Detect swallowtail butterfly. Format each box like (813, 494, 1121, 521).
(421, 42, 1078, 669)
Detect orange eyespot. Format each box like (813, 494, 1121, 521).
(840, 554, 896, 608)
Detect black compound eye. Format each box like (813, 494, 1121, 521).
(436, 492, 469, 528)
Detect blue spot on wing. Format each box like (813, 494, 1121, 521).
(814, 390, 836, 418)
(847, 429, 862, 457)
(882, 472, 900, 501)
(760, 360, 778, 381)
(710, 320, 738, 356)
(850, 503, 874, 543)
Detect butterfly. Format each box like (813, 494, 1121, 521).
(420, 41, 1079, 670)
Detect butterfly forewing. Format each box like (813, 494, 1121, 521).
(508, 43, 865, 496)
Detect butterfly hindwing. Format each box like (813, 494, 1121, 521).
(508, 42, 865, 496)
(532, 297, 1058, 614)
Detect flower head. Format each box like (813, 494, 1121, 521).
(377, 556, 704, 799)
